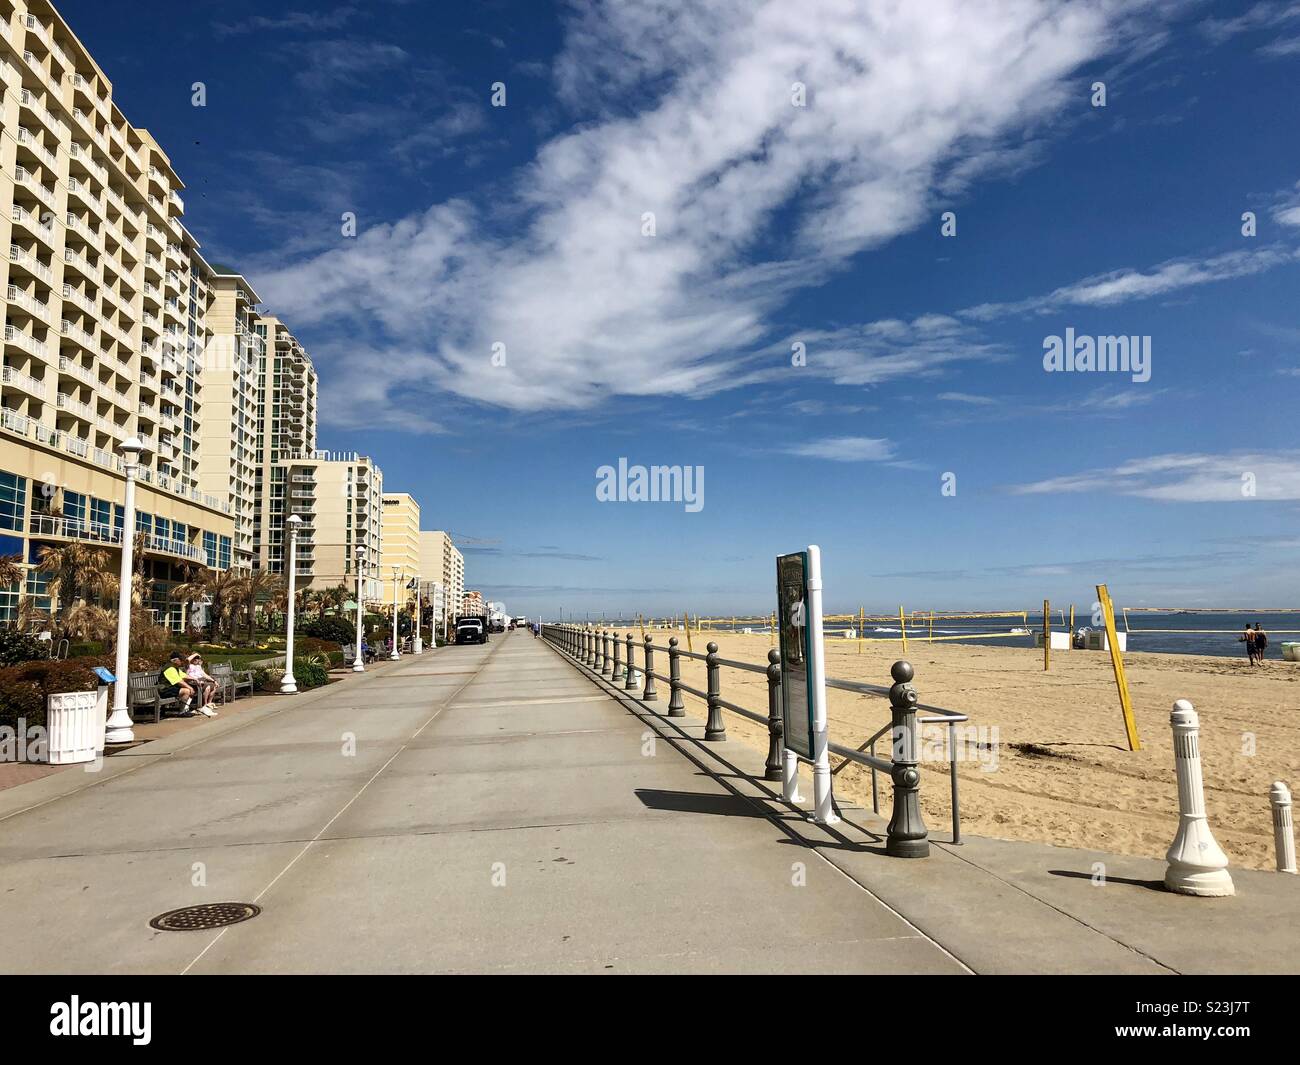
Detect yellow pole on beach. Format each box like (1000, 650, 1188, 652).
(638, 614, 645, 641)
(928, 611, 934, 644)
(858, 607, 864, 654)
(1096, 584, 1141, 751)
(1043, 599, 1051, 671)
(1068, 605, 1075, 649)
(898, 606, 908, 655)
(684, 610, 694, 652)
(770, 612, 776, 647)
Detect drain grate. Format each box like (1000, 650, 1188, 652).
(150, 902, 261, 932)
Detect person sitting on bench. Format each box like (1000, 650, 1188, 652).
(158, 651, 197, 716)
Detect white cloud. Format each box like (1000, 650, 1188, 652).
(787, 436, 897, 462)
(963, 246, 1299, 319)
(258, 0, 1167, 423)
(1009, 452, 1300, 501)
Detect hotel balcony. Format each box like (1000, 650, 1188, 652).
(59, 318, 98, 355)
(2, 363, 48, 400)
(57, 355, 98, 391)
(8, 284, 51, 324)
(26, 514, 208, 565)
(10, 204, 56, 250)
(14, 125, 57, 170)
(13, 165, 56, 214)
(4, 324, 49, 360)
(10, 245, 54, 286)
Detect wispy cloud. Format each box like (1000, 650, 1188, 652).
(786, 436, 896, 462)
(963, 246, 1299, 320)
(1199, 1, 1300, 45)
(1008, 451, 1300, 501)
(214, 8, 358, 38)
(258, 0, 1173, 424)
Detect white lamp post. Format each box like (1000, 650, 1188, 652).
(353, 545, 366, 672)
(105, 437, 144, 745)
(390, 567, 402, 659)
(412, 575, 423, 654)
(280, 514, 302, 694)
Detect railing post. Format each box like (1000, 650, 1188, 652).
(642, 636, 658, 701)
(625, 632, 637, 691)
(586, 627, 595, 668)
(885, 660, 929, 858)
(612, 631, 624, 681)
(593, 629, 603, 672)
(704, 641, 725, 741)
(764, 648, 783, 781)
(1273, 781, 1296, 874)
(1165, 699, 1233, 896)
(667, 637, 685, 717)
(602, 630, 613, 676)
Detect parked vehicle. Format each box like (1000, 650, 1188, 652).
(456, 616, 488, 645)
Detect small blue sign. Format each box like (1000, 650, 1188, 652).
(92, 667, 116, 684)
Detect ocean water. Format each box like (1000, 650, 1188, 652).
(836, 611, 1300, 659)
(605, 611, 1300, 660)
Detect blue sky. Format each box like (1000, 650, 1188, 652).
(64, 0, 1300, 617)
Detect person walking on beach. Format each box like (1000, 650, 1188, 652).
(1254, 622, 1268, 663)
(1239, 624, 1257, 665)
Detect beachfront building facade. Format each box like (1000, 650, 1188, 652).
(198, 272, 262, 570)
(420, 530, 464, 620)
(380, 492, 420, 607)
(461, 590, 483, 616)
(267, 451, 384, 602)
(250, 313, 317, 578)
(0, 0, 236, 626)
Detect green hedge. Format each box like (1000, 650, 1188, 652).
(0, 655, 153, 730)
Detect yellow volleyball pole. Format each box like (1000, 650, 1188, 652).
(1068, 604, 1075, 649)
(928, 610, 934, 644)
(1097, 584, 1141, 751)
(898, 605, 908, 655)
(858, 606, 864, 654)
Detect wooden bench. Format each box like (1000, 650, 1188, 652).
(211, 663, 255, 703)
(126, 671, 182, 724)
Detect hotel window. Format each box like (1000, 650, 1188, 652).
(0, 472, 25, 532)
(203, 531, 217, 567)
(90, 498, 112, 536)
(136, 511, 153, 536)
(218, 536, 231, 570)
(24, 568, 51, 617)
(155, 517, 171, 543)
(63, 491, 86, 532)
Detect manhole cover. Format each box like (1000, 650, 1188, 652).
(149, 902, 261, 932)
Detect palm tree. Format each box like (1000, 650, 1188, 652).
(35, 542, 115, 638)
(170, 567, 246, 643)
(322, 584, 348, 616)
(242, 570, 281, 644)
(0, 554, 23, 589)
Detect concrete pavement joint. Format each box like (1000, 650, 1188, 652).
(180, 640, 506, 974)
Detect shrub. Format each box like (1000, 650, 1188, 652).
(256, 667, 284, 692)
(0, 630, 49, 666)
(67, 641, 106, 658)
(302, 616, 356, 644)
(0, 655, 152, 730)
(292, 658, 330, 690)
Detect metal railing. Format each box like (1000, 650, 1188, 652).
(543, 623, 968, 851)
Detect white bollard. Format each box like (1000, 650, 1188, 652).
(782, 748, 805, 804)
(1164, 700, 1234, 897)
(1272, 781, 1296, 874)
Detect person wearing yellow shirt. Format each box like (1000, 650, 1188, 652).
(158, 651, 197, 716)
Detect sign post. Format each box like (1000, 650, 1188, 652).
(776, 546, 838, 824)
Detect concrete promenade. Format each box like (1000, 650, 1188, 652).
(0, 631, 1296, 974)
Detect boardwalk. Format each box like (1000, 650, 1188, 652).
(0, 631, 1296, 974)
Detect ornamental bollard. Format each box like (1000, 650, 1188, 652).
(1164, 699, 1234, 896)
(667, 637, 685, 718)
(612, 632, 624, 682)
(595, 629, 605, 673)
(704, 641, 726, 741)
(587, 628, 596, 669)
(1271, 781, 1296, 874)
(764, 648, 783, 782)
(642, 636, 658, 701)
(885, 660, 929, 858)
(602, 630, 613, 677)
(625, 633, 638, 691)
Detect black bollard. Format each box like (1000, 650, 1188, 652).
(764, 648, 783, 781)
(704, 641, 726, 741)
(885, 660, 930, 858)
(642, 636, 658, 701)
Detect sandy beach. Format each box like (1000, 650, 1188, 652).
(627, 627, 1299, 871)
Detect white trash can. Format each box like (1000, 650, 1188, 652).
(45, 687, 107, 765)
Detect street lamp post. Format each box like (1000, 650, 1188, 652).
(412, 575, 423, 654)
(390, 567, 402, 660)
(280, 514, 302, 694)
(353, 545, 366, 672)
(105, 437, 144, 745)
